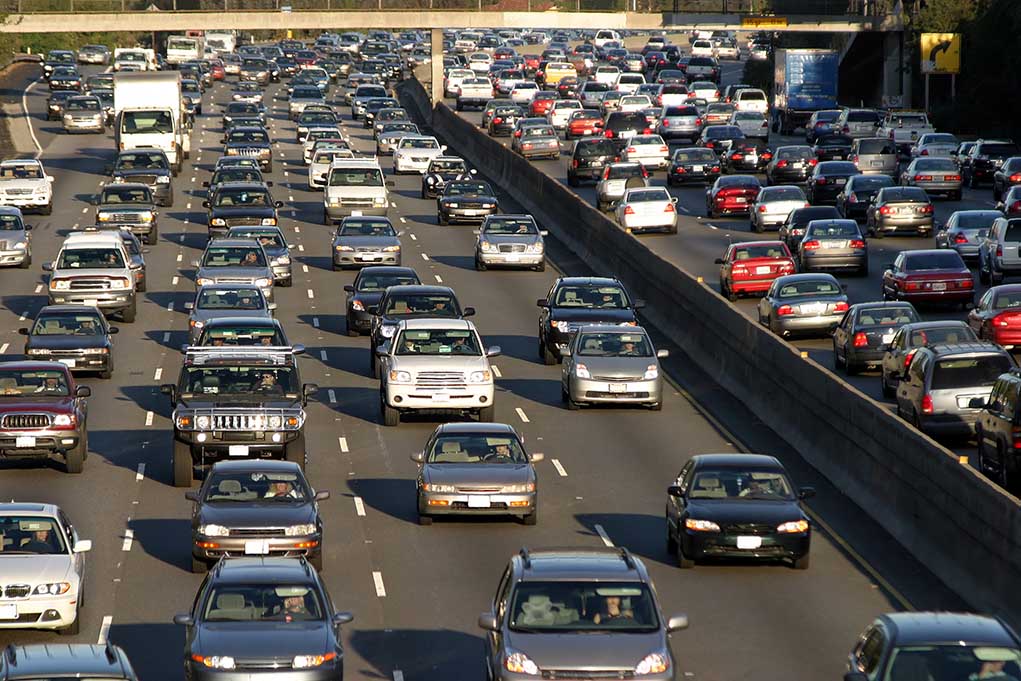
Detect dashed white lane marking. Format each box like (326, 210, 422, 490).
(176, 253, 183, 262)
(154, 368, 162, 381)
(421, 253, 429, 260)
(515, 407, 530, 423)
(97, 615, 113, 645)
(0, 343, 8, 354)
(707, 224, 718, 230)
(136, 463, 146, 481)
(190, 176, 196, 183)
(34, 284, 42, 293)
(594, 524, 614, 547)
(410, 233, 417, 241)
(393, 671, 405, 681)
(354, 496, 366, 516)
(313, 317, 320, 328)
(339, 437, 349, 453)
(372, 571, 387, 597)
(434, 274, 443, 283)
(399, 217, 407, 223)
(167, 301, 174, 311)
(81, 207, 88, 213)
(491, 365, 502, 378)
(552, 458, 568, 477)
(186, 202, 192, 210)
(307, 289, 314, 299)
(294, 226, 300, 233)
(162, 332, 171, 343)
(319, 349, 327, 361)
(327, 389, 337, 404)
(298, 244, 305, 252)
(171, 276, 179, 286)
(302, 265, 309, 273)
(18, 314, 26, 321)
(144, 411, 154, 427)
(121, 528, 134, 552)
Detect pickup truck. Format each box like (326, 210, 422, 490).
(455, 78, 494, 111)
(878, 111, 935, 156)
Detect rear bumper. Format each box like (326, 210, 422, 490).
(801, 253, 867, 270)
(774, 314, 842, 334)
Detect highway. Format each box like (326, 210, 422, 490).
(0, 59, 965, 681)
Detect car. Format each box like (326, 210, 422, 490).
(225, 226, 293, 286)
(186, 285, 276, 345)
(992, 157, 1021, 201)
(796, 218, 868, 275)
(666, 147, 719, 186)
(952, 141, 977, 170)
(805, 109, 841, 144)
(93, 182, 159, 245)
(48, 66, 81, 92)
(224, 101, 267, 129)
(204, 165, 268, 196)
(807, 161, 860, 206)
(880, 321, 978, 397)
(619, 134, 670, 171)
(778, 205, 842, 253)
(757, 273, 848, 338)
(703, 102, 735, 126)
(705, 175, 761, 218)
(108, 148, 174, 207)
(412, 422, 541, 524)
(866, 186, 935, 237)
(969, 284, 1021, 350)
(835, 174, 895, 222)
(60, 95, 104, 133)
(378, 319, 498, 426)
(882, 249, 974, 307)
(393, 135, 446, 174)
(222, 125, 273, 172)
(716, 240, 796, 301)
(697, 124, 745, 156)
(45, 90, 76, 121)
(602, 111, 653, 151)
(547, 99, 583, 130)
(615, 187, 677, 234)
(656, 104, 702, 142)
(514, 124, 560, 161)
(2, 642, 137, 679)
(192, 316, 289, 350)
(561, 324, 667, 410)
(750, 185, 808, 233)
(421, 157, 473, 199)
(999, 186, 1021, 217)
(331, 215, 402, 270)
(910, 132, 960, 159)
(362, 97, 401, 127)
(194, 238, 275, 302)
(173, 557, 352, 679)
(479, 546, 687, 681)
(45, 231, 137, 322)
(489, 104, 527, 137)
(978, 367, 1021, 486)
(20, 305, 117, 378)
(437, 180, 499, 225)
(376, 121, 420, 155)
(721, 139, 772, 174)
(343, 266, 420, 337)
(203, 182, 283, 240)
(936, 210, 1002, 262)
(564, 109, 604, 140)
(834, 107, 881, 139)
(963, 139, 1021, 188)
(900, 157, 962, 199)
(474, 214, 547, 271)
(0, 206, 31, 268)
(850, 137, 898, 177)
(307, 146, 353, 190)
(596, 162, 649, 211)
(185, 460, 329, 572)
(537, 277, 642, 364)
(300, 128, 342, 164)
(0, 159, 54, 215)
(509, 82, 539, 105)
(567, 138, 618, 186)
(373, 107, 410, 136)
(896, 342, 1013, 436)
(812, 133, 853, 162)
(729, 110, 769, 141)
(833, 301, 921, 374)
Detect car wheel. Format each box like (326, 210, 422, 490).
(666, 524, 678, 554)
(980, 257, 991, 284)
(346, 321, 360, 337)
(121, 299, 137, 323)
(977, 431, 991, 475)
(285, 432, 306, 470)
(64, 432, 86, 474)
(521, 505, 538, 526)
(535, 260, 546, 272)
(370, 351, 378, 378)
(567, 174, 579, 187)
(993, 267, 1005, 285)
(418, 510, 433, 526)
(675, 543, 695, 569)
(475, 257, 487, 271)
(40, 204, 52, 216)
(540, 338, 557, 366)
(438, 213, 448, 226)
(191, 555, 209, 573)
(18, 251, 30, 269)
(793, 553, 811, 570)
(173, 439, 193, 487)
(381, 396, 400, 426)
(881, 372, 894, 398)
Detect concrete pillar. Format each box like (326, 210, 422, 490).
(881, 30, 908, 108)
(430, 27, 444, 104)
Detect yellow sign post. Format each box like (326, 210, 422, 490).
(920, 33, 961, 111)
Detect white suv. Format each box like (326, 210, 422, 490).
(45, 232, 138, 322)
(0, 159, 54, 215)
(378, 318, 499, 426)
(0, 503, 92, 635)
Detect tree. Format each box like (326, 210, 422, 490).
(915, 0, 985, 32)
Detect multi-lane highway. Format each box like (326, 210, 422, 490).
(1, 56, 964, 681)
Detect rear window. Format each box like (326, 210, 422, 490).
(1004, 221, 1021, 243)
(851, 176, 894, 190)
(673, 149, 717, 163)
(915, 159, 958, 171)
(955, 212, 1001, 229)
(688, 57, 715, 67)
(980, 143, 1020, 157)
(576, 140, 617, 156)
(779, 279, 840, 297)
(847, 111, 879, 122)
(884, 188, 929, 203)
(857, 307, 917, 326)
(606, 113, 648, 131)
(858, 139, 896, 155)
(903, 252, 965, 270)
(665, 106, 698, 116)
(931, 355, 1012, 390)
(738, 90, 765, 101)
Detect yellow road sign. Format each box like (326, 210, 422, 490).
(920, 33, 961, 74)
(741, 16, 788, 29)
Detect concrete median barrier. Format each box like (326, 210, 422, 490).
(397, 75, 1021, 623)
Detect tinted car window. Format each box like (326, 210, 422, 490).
(903, 252, 964, 270)
(932, 356, 1012, 390)
(857, 307, 916, 326)
(576, 140, 617, 157)
(1003, 222, 1021, 242)
(847, 111, 879, 122)
(858, 139, 896, 154)
(980, 144, 1019, 157)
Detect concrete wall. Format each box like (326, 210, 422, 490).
(397, 76, 1021, 622)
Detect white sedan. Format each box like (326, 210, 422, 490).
(618, 95, 653, 113)
(393, 135, 446, 174)
(749, 185, 809, 233)
(510, 83, 539, 105)
(615, 187, 678, 234)
(689, 80, 721, 102)
(620, 134, 670, 171)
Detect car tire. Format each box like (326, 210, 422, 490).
(191, 556, 208, 573)
(421, 187, 427, 199)
(567, 174, 579, 188)
(18, 251, 30, 269)
(993, 267, 1005, 285)
(173, 439, 193, 487)
(438, 213, 448, 226)
(308, 552, 323, 571)
(285, 432, 306, 470)
(100, 360, 113, 380)
(478, 405, 495, 422)
(535, 260, 546, 272)
(566, 392, 579, 410)
(522, 506, 538, 526)
(844, 358, 859, 376)
(881, 372, 895, 398)
(676, 543, 695, 569)
(793, 553, 810, 570)
(540, 338, 556, 366)
(64, 432, 86, 474)
(475, 257, 487, 271)
(146, 227, 158, 246)
(381, 396, 400, 426)
(666, 525, 678, 554)
(980, 257, 991, 284)
(418, 509, 433, 525)
(121, 300, 137, 323)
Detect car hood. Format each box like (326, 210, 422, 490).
(550, 308, 636, 324)
(335, 236, 400, 248)
(198, 266, 273, 280)
(26, 335, 108, 350)
(98, 203, 153, 213)
(686, 498, 804, 525)
(504, 630, 664, 671)
(0, 180, 47, 192)
(0, 554, 74, 582)
(178, 396, 301, 409)
(393, 355, 489, 372)
(191, 309, 272, 324)
(197, 501, 317, 527)
(195, 621, 330, 658)
(0, 396, 77, 414)
(482, 234, 542, 245)
(423, 463, 531, 485)
(396, 148, 442, 158)
(571, 355, 654, 377)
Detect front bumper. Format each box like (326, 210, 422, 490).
(419, 490, 536, 516)
(63, 118, 105, 132)
(0, 428, 81, 457)
(683, 529, 810, 562)
(26, 351, 111, 372)
(49, 291, 134, 312)
(192, 533, 321, 562)
(186, 661, 342, 681)
(440, 206, 497, 224)
(569, 375, 661, 404)
(271, 264, 292, 282)
(0, 196, 51, 209)
(385, 383, 495, 411)
(175, 430, 302, 460)
(0, 592, 80, 630)
(347, 308, 373, 331)
(478, 250, 544, 267)
(0, 247, 28, 265)
(325, 203, 389, 220)
(394, 157, 432, 173)
(333, 250, 401, 266)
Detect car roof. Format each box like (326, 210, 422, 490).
(202, 316, 279, 327)
(386, 284, 455, 295)
(923, 341, 1005, 358)
(435, 422, 516, 435)
(214, 182, 271, 191)
(691, 453, 783, 469)
(399, 318, 474, 330)
(209, 459, 303, 474)
(516, 546, 648, 581)
(212, 556, 318, 584)
(36, 304, 106, 315)
(554, 276, 624, 287)
(575, 323, 649, 334)
(881, 612, 1018, 647)
(0, 502, 59, 515)
(62, 232, 124, 246)
(2, 644, 130, 679)
(852, 301, 916, 310)
(205, 238, 263, 249)
(0, 206, 23, 217)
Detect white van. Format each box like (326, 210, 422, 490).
(323, 158, 392, 223)
(734, 88, 769, 114)
(594, 30, 622, 49)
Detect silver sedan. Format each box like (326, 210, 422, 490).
(750, 185, 808, 233)
(561, 325, 667, 409)
(186, 285, 275, 345)
(757, 273, 848, 338)
(900, 157, 962, 200)
(474, 214, 547, 271)
(331, 216, 402, 270)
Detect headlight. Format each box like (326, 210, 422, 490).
(82, 347, 109, 354)
(328, 197, 341, 206)
(198, 524, 230, 537)
(140, 212, 154, 222)
(33, 582, 71, 595)
(195, 415, 210, 430)
(196, 277, 213, 286)
(54, 413, 75, 427)
(684, 518, 720, 532)
(267, 415, 283, 429)
(262, 217, 277, 226)
(380, 325, 397, 338)
(422, 483, 457, 493)
(426, 176, 437, 184)
(481, 203, 495, 209)
(635, 653, 669, 676)
(389, 369, 412, 383)
(190, 319, 204, 329)
(777, 519, 810, 534)
(447, 202, 460, 208)
(293, 654, 336, 669)
(274, 256, 291, 265)
(285, 523, 317, 536)
(553, 320, 571, 332)
(27, 348, 51, 355)
(111, 176, 125, 183)
(110, 279, 129, 290)
(97, 213, 112, 222)
(480, 241, 497, 252)
(255, 278, 272, 287)
(351, 299, 365, 311)
(210, 218, 226, 226)
(197, 656, 236, 670)
(468, 370, 492, 383)
(503, 482, 536, 493)
(373, 196, 387, 205)
(643, 365, 659, 380)
(574, 363, 591, 379)
(382, 245, 400, 252)
(336, 244, 354, 251)
(51, 279, 70, 290)
(525, 242, 543, 253)
(505, 652, 539, 676)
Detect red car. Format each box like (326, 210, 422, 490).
(716, 240, 797, 300)
(565, 110, 604, 140)
(294, 50, 318, 66)
(968, 284, 1021, 349)
(529, 91, 559, 117)
(705, 175, 762, 218)
(522, 54, 541, 75)
(882, 249, 974, 306)
(208, 59, 226, 81)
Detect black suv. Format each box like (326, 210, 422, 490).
(173, 557, 353, 680)
(204, 182, 283, 239)
(567, 138, 618, 186)
(602, 111, 652, 154)
(108, 148, 174, 207)
(964, 140, 1021, 188)
(161, 346, 318, 487)
(977, 366, 1021, 488)
(537, 277, 644, 364)
(2, 644, 138, 681)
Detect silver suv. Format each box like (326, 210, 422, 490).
(45, 232, 137, 322)
(978, 217, 1021, 285)
(479, 547, 688, 681)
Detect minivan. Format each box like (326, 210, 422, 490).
(851, 137, 898, 176)
(979, 217, 1021, 285)
(323, 158, 392, 223)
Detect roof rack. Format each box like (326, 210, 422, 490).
(184, 346, 297, 366)
(518, 546, 531, 569)
(104, 641, 119, 663)
(618, 547, 636, 569)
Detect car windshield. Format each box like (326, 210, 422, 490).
(932, 356, 1013, 390)
(197, 287, 265, 310)
(430, 160, 467, 173)
(0, 164, 42, 179)
(396, 328, 480, 356)
(293, 88, 322, 99)
(882, 645, 1021, 681)
(953, 213, 998, 229)
(117, 152, 167, 170)
(509, 582, 659, 632)
(0, 369, 69, 396)
(484, 217, 538, 235)
(733, 244, 788, 259)
(400, 138, 439, 150)
(857, 307, 917, 327)
(339, 220, 396, 237)
(689, 469, 795, 500)
(0, 214, 23, 230)
(554, 285, 628, 308)
(357, 272, 419, 291)
(212, 170, 262, 185)
(102, 187, 149, 204)
(228, 130, 268, 144)
(328, 168, 384, 187)
(121, 110, 173, 134)
(576, 332, 652, 357)
(180, 366, 298, 397)
(215, 189, 269, 207)
(445, 182, 492, 196)
(0, 516, 68, 554)
(385, 294, 459, 316)
(300, 112, 335, 124)
(201, 325, 283, 346)
(32, 312, 104, 336)
(203, 470, 309, 502)
(778, 279, 841, 298)
(203, 584, 323, 622)
(626, 189, 670, 203)
(906, 325, 975, 347)
(202, 247, 267, 267)
(904, 252, 964, 270)
(426, 433, 527, 463)
(66, 98, 100, 112)
(57, 248, 124, 269)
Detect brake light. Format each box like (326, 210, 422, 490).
(803, 240, 821, 250)
(853, 332, 868, 348)
(604, 129, 615, 138)
(777, 160, 788, 168)
(492, 117, 503, 124)
(624, 205, 635, 215)
(848, 192, 858, 203)
(762, 152, 773, 160)
(996, 312, 1016, 327)
(954, 233, 969, 244)
(921, 394, 934, 414)
(731, 152, 743, 160)
(713, 91, 720, 98)
(904, 348, 918, 369)
(662, 120, 670, 127)
(816, 178, 827, 185)
(1011, 173, 1021, 182)
(704, 141, 714, 148)
(777, 304, 794, 316)
(879, 206, 893, 215)
(626, 147, 636, 153)
(571, 159, 579, 168)
(1012, 201, 1021, 213)
(842, 125, 850, 133)
(808, 158, 818, 166)
(758, 205, 767, 212)
(959, 278, 974, 289)
(920, 205, 934, 214)
(711, 165, 720, 172)
(514, 130, 522, 137)
(914, 175, 933, 182)
(851, 155, 859, 164)
(920, 149, 929, 155)
(643, 128, 652, 134)
(762, 121, 769, 128)
(997, 244, 1004, 257)
(731, 265, 748, 275)
(694, 118, 702, 126)
(833, 301, 849, 312)
(659, 145, 668, 153)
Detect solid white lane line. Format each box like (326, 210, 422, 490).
(34, 284, 42, 293)
(434, 275, 443, 283)
(319, 349, 327, 361)
(0, 343, 8, 354)
(145, 411, 154, 426)
(515, 407, 530, 423)
(136, 463, 146, 481)
(171, 276, 179, 286)
(354, 496, 366, 516)
(339, 437, 349, 453)
(393, 671, 405, 681)
(594, 524, 614, 547)
(121, 529, 134, 552)
(552, 458, 568, 477)
(328, 389, 337, 404)
(372, 571, 387, 597)
(491, 365, 502, 378)
(421, 253, 429, 260)
(410, 233, 417, 240)
(22, 79, 42, 155)
(307, 289, 315, 299)
(97, 615, 113, 645)
(154, 368, 162, 381)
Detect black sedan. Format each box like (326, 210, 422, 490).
(765, 145, 816, 186)
(806, 161, 861, 205)
(20, 305, 118, 379)
(832, 301, 921, 375)
(665, 453, 814, 569)
(184, 460, 328, 572)
(835, 174, 894, 222)
(812, 133, 853, 162)
(421, 157, 472, 199)
(722, 140, 772, 174)
(536, 276, 643, 364)
(667, 147, 720, 186)
(437, 180, 499, 225)
(780, 206, 841, 254)
(343, 266, 421, 336)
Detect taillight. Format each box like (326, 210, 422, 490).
(848, 192, 858, 203)
(758, 205, 767, 212)
(915, 175, 933, 182)
(954, 233, 969, 244)
(921, 394, 934, 414)
(850, 239, 866, 249)
(920, 149, 929, 155)
(571, 159, 579, 168)
(808, 158, 818, 166)
(662, 120, 670, 127)
(1010, 173, 1021, 182)
(842, 125, 850, 133)
(711, 165, 720, 172)
(996, 312, 1015, 327)
(705, 141, 715, 148)
(815, 178, 827, 185)
(604, 129, 615, 138)
(879, 206, 893, 215)
(626, 147, 636, 153)
(777, 304, 794, 316)
(803, 240, 821, 250)
(694, 118, 702, 126)
(624, 205, 635, 214)
(904, 348, 918, 369)
(713, 91, 720, 98)
(833, 301, 849, 312)
(777, 160, 788, 168)
(762, 152, 772, 160)
(659, 145, 668, 153)
(514, 130, 522, 137)
(643, 128, 652, 134)
(851, 155, 859, 164)
(853, 332, 868, 348)
(492, 117, 503, 124)
(731, 152, 743, 160)
(946, 174, 961, 182)
(998, 244, 1004, 257)
(920, 205, 934, 214)
(673, 166, 686, 174)
(1011, 201, 1021, 213)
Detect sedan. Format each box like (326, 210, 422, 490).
(806, 161, 861, 205)
(910, 132, 959, 159)
(835, 174, 895, 222)
(866, 186, 935, 237)
(412, 422, 541, 525)
(765, 145, 816, 186)
(936, 210, 1002, 262)
(185, 460, 329, 572)
(968, 284, 1021, 350)
(186, 285, 275, 345)
(376, 122, 420, 155)
(21, 305, 117, 378)
(596, 162, 649, 211)
(900, 157, 962, 200)
(332, 216, 402, 270)
(666, 453, 813, 569)
(488, 105, 526, 137)
(880, 321, 978, 397)
(833, 301, 921, 374)
(656, 104, 702, 142)
(758, 273, 848, 337)
(812, 133, 853, 161)
(667, 147, 719, 186)
(515, 124, 560, 160)
(564, 109, 604, 140)
(561, 325, 667, 409)
(750, 185, 808, 233)
(722, 140, 772, 174)
(437, 180, 499, 225)
(882, 249, 974, 307)
(798, 218, 869, 275)
(421, 156, 472, 199)
(998, 186, 1021, 216)
(779, 206, 842, 253)
(225, 226, 293, 287)
(729, 110, 769, 141)
(620, 134, 670, 171)
(343, 266, 421, 336)
(706, 175, 761, 218)
(805, 109, 842, 144)
(698, 124, 745, 156)
(717, 240, 796, 301)
(992, 157, 1021, 201)
(393, 135, 446, 174)
(616, 187, 677, 234)
(475, 213, 547, 271)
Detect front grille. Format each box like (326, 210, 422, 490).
(212, 413, 279, 431)
(236, 147, 266, 157)
(130, 174, 158, 185)
(2, 414, 51, 429)
(69, 279, 112, 290)
(4, 188, 32, 196)
(234, 659, 294, 671)
(228, 527, 286, 537)
(104, 212, 147, 223)
(498, 244, 527, 253)
(585, 391, 650, 399)
(723, 522, 774, 535)
(356, 246, 382, 253)
(224, 216, 263, 227)
(542, 671, 634, 680)
(459, 202, 485, 209)
(343, 199, 373, 207)
(411, 157, 429, 163)
(2, 584, 31, 599)
(213, 277, 256, 285)
(591, 375, 644, 382)
(415, 371, 466, 388)
(456, 486, 502, 493)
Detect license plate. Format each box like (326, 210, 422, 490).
(464, 209, 481, 216)
(747, 154, 758, 163)
(0, 604, 17, 620)
(802, 303, 826, 315)
(882, 333, 895, 344)
(755, 265, 771, 275)
(692, 165, 703, 172)
(228, 445, 250, 457)
(431, 392, 450, 403)
(351, 210, 363, 217)
(504, 253, 522, 261)
(734, 197, 747, 203)
(58, 359, 76, 368)
(583, 130, 592, 135)
(932, 282, 947, 291)
(15, 436, 35, 448)
(608, 383, 628, 393)
(467, 496, 491, 508)
(84, 299, 98, 307)
(835, 178, 846, 185)
(870, 161, 883, 167)
(244, 539, 270, 555)
(736, 536, 762, 550)
(357, 254, 380, 261)
(792, 162, 803, 168)
(823, 241, 845, 249)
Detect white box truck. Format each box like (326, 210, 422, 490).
(113, 71, 190, 174)
(166, 35, 204, 66)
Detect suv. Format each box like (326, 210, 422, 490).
(851, 137, 898, 177)
(45, 232, 137, 322)
(478, 547, 688, 681)
(978, 217, 1021, 285)
(964, 139, 1021, 188)
(978, 367, 1021, 487)
(377, 318, 498, 426)
(537, 277, 643, 364)
(161, 346, 318, 487)
(173, 557, 352, 679)
(567, 138, 618, 186)
(108, 148, 174, 207)
(0, 159, 54, 215)
(324, 158, 391, 222)
(896, 342, 1013, 436)
(0, 503, 92, 634)
(94, 182, 159, 245)
(834, 108, 881, 139)
(1, 643, 135, 679)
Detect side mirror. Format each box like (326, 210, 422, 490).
(160, 384, 176, 401)
(302, 383, 319, 399)
(315, 490, 331, 501)
(202, 181, 210, 187)
(667, 485, 684, 497)
(667, 614, 689, 632)
(109, 327, 119, 334)
(486, 346, 502, 357)
(173, 613, 195, 627)
(75, 386, 91, 398)
(478, 612, 499, 631)
(332, 611, 354, 626)
(884, 263, 894, 271)
(201, 201, 210, 208)
(268, 302, 278, 311)
(536, 298, 548, 307)
(73, 539, 92, 553)
(671, 196, 678, 204)
(656, 349, 669, 358)
(463, 306, 476, 317)
(275, 201, 284, 208)
(530, 452, 545, 462)
(24, 224, 32, 231)
(17, 327, 28, 335)
(410, 451, 425, 463)
(798, 487, 816, 500)
(41, 262, 53, 272)
(184, 491, 199, 502)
